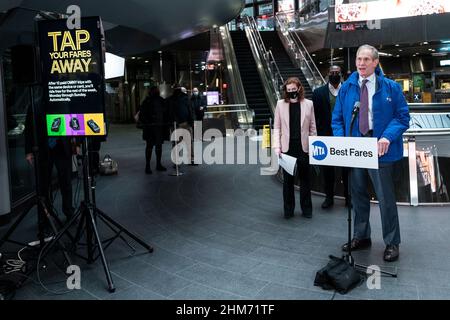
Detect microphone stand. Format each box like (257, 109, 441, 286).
(345, 105, 397, 277)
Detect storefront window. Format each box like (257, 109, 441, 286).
(241, 6, 254, 18)
(258, 3, 273, 15)
(2, 53, 36, 206)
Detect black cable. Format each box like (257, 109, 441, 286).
(330, 290, 337, 300)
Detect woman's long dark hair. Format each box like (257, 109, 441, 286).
(282, 77, 304, 103)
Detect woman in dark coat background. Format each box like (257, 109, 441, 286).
(139, 86, 167, 174)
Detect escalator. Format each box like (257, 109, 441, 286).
(230, 31, 271, 130)
(260, 31, 313, 99)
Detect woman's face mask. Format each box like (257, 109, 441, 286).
(287, 91, 299, 100)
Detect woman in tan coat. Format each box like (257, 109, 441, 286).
(273, 77, 317, 219)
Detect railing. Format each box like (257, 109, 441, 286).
(219, 24, 253, 128)
(275, 10, 325, 90)
(204, 104, 254, 131)
(242, 15, 284, 115)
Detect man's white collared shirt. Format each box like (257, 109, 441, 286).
(328, 83, 341, 97)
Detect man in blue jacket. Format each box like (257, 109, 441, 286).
(332, 44, 410, 262)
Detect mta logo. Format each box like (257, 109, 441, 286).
(312, 141, 328, 161)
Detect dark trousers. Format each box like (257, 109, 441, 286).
(283, 141, 312, 216)
(323, 166, 349, 201)
(351, 162, 401, 245)
(145, 141, 163, 167)
(38, 143, 73, 232)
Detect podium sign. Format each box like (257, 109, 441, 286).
(309, 136, 379, 169)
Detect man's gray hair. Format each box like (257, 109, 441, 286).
(356, 44, 379, 60)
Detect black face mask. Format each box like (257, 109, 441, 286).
(329, 74, 341, 85)
(287, 91, 299, 100)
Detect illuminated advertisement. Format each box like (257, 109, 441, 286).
(37, 17, 106, 136)
(278, 0, 295, 12)
(335, 0, 450, 23)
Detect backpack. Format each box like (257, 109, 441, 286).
(314, 255, 364, 294)
(99, 154, 118, 175)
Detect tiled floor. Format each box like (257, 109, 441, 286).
(2, 124, 450, 300)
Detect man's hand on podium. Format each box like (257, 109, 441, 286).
(378, 138, 390, 157)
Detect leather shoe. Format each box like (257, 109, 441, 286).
(284, 212, 294, 219)
(156, 165, 167, 171)
(342, 238, 372, 252)
(302, 212, 312, 219)
(321, 198, 334, 209)
(383, 245, 399, 262)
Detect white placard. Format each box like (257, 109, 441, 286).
(309, 136, 379, 169)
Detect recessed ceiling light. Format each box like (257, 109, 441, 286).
(312, 54, 316, 56)
(145, 60, 149, 63)
(423, 42, 429, 45)
(399, 49, 403, 52)
(131, 57, 136, 60)
(319, 61, 323, 64)
(396, 55, 400, 57)
(395, 44, 400, 47)
(339, 48, 343, 50)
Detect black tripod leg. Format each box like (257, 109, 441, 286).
(0, 201, 33, 248)
(39, 198, 73, 266)
(354, 263, 398, 278)
(39, 208, 82, 266)
(96, 213, 136, 253)
(86, 207, 115, 293)
(96, 209, 153, 252)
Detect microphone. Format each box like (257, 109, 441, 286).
(351, 101, 360, 125)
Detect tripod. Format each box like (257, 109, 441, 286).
(344, 104, 397, 278)
(0, 86, 72, 267)
(40, 137, 153, 292)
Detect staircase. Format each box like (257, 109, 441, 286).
(230, 31, 272, 130)
(260, 31, 313, 99)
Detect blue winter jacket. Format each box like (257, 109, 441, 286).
(331, 67, 410, 163)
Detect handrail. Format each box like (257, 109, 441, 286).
(219, 24, 252, 127)
(274, 11, 325, 90)
(242, 15, 284, 115)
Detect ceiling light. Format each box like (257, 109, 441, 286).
(145, 60, 149, 63)
(395, 44, 400, 47)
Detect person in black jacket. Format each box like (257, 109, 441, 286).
(24, 89, 74, 236)
(312, 65, 349, 209)
(190, 87, 207, 121)
(139, 86, 167, 174)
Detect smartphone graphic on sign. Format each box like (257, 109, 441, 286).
(51, 118, 61, 132)
(70, 117, 80, 130)
(87, 119, 101, 133)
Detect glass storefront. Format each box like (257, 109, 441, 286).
(2, 53, 36, 206)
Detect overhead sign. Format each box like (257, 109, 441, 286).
(336, 20, 381, 32)
(38, 16, 106, 136)
(309, 136, 379, 169)
(335, 0, 450, 23)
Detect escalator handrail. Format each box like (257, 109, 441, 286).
(274, 12, 325, 89)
